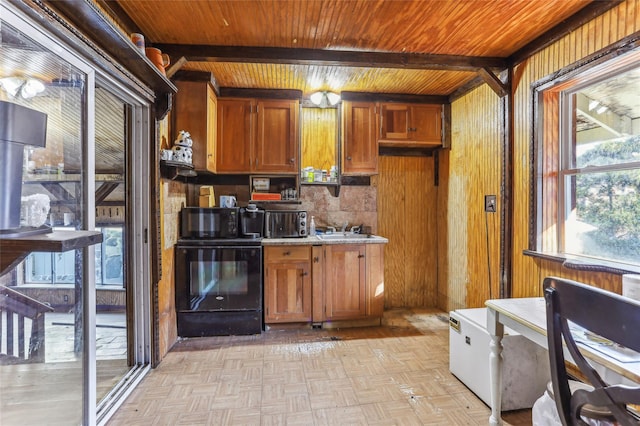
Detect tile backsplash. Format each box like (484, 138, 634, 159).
(299, 184, 378, 234)
(186, 181, 379, 235)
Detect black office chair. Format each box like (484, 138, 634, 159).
(543, 276, 640, 426)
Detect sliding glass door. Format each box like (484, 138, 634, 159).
(0, 3, 152, 424)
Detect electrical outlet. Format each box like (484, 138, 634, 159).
(484, 195, 497, 213)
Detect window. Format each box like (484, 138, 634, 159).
(535, 50, 640, 268)
(23, 226, 124, 286)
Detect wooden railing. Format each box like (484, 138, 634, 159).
(0, 285, 53, 363)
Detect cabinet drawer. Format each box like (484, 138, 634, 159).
(265, 245, 310, 262)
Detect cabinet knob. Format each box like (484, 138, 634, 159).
(347, 156, 352, 161)
(313, 256, 319, 263)
(289, 158, 295, 163)
(358, 254, 365, 258)
(301, 272, 309, 276)
(283, 251, 291, 256)
(408, 127, 417, 132)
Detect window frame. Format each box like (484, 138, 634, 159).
(530, 44, 640, 274)
(22, 225, 125, 287)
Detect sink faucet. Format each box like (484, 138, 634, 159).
(341, 222, 348, 233)
(351, 224, 363, 234)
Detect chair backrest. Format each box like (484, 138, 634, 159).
(543, 276, 640, 426)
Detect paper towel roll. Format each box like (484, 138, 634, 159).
(622, 274, 640, 301)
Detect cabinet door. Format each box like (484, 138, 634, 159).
(205, 87, 217, 171)
(410, 104, 442, 145)
(264, 260, 312, 323)
(216, 98, 252, 173)
(342, 101, 378, 175)
(311, 245, 325, 323)
(379, 103, 443, 147)
(264, 246, 311, 323)
(366, 244, 385, 317)
(174, 81, 217, 172)
(380, 103, 410, 140)
(324, 244, 366, 320)
(254, 99, 299, 173)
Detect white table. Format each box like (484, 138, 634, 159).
(485, 297, 640, 425)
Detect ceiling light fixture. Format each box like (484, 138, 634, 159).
(309, 91, 340, 108)
(0, 77, 46, 99)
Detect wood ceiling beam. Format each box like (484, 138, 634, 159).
(477, 68, 509, 98)
(155, 44, 508, 72)
(95, 182, 121, 205)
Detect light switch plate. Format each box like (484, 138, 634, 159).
(484, 195, 496, 213)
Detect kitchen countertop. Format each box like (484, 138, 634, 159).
(261, 235, 388, 245)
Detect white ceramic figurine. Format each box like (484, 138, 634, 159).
(174, 130, 193, 147)
(172, 145, 192, 164)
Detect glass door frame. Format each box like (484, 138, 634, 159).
(3, 2, 154, 425)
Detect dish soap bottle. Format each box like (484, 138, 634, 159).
(309, 216, 316, 236)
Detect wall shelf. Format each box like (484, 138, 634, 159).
(160, 160, 196, 180)
(0, 230, 103, 277)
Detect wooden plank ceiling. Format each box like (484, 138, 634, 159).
(108, 0, 613, 98)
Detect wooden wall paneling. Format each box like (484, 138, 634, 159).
(378, 156, 407, 308)
(471, 88, 501, 308)
(536, 259, 622, 294)
(435, 149, 450, 309)
(508, 1, 636, 298)
(378, 156, 438, 308)
(301, 107, 337, 172)
(439, 145, 469, 311)
(156, 116, 185, 361)
(539, 90, 560, 254)
(403, 157, 437, 307)
(445, 84, 502, 311)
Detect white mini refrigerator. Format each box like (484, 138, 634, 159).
(449, 307, 550, 411)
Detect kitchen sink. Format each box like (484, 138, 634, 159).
(317, 233, 372, 240)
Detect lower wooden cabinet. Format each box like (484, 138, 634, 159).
(324, 244, 367, 320)
(264, 243, 385, 325)
(264, 246, 312, 323)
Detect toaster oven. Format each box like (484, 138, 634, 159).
(264, 210, 307, 238)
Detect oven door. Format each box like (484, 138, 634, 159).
(175, 244, 262, 312)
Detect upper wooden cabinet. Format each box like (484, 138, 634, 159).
(217, 98, 299, 174)
(341, 101, 378, 175)
(216, 98, 252, 172)
(379, 103, 442, 147)
(173, 80, 217, 173)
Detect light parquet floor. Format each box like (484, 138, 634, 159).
(107, 309, 533, 426)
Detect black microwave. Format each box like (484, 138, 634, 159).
(180, 207, 239, 239)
